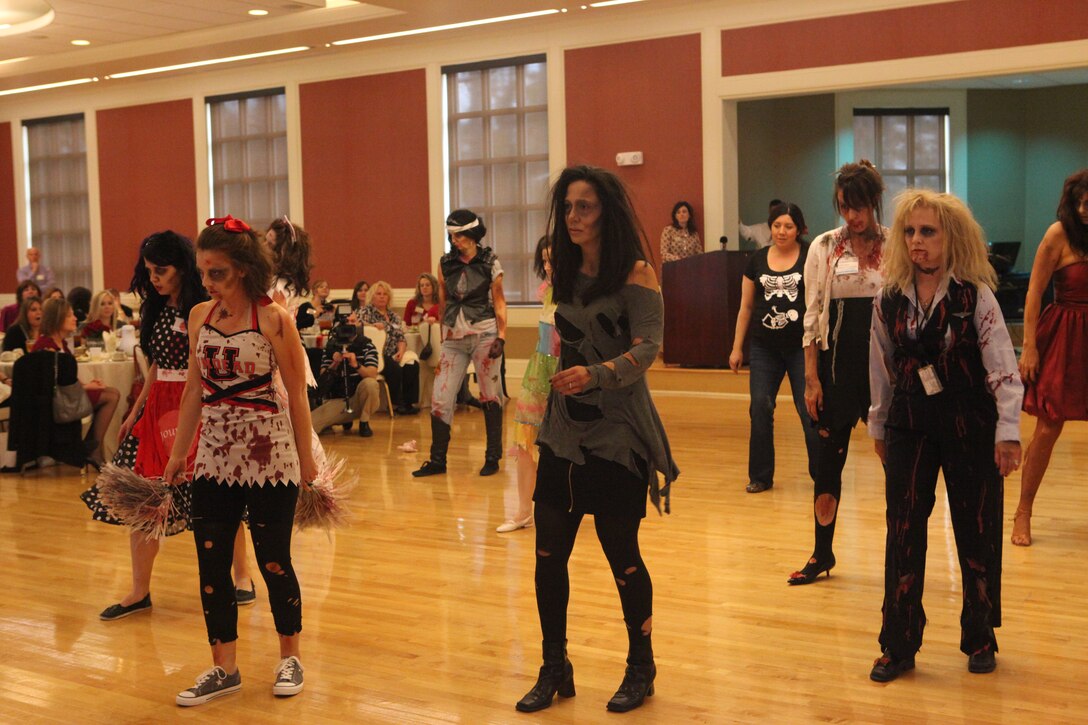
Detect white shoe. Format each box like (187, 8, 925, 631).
(496, 515, 534, 533)
(273, 656, 304, 697)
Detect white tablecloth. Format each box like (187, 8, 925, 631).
(78, 358, 137, 460)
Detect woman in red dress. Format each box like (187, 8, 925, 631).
(1013, 169, 1088, 546)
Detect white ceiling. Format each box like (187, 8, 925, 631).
(1, 1, 1086, 94)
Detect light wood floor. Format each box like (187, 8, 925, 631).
(3, 391, 1087, 724)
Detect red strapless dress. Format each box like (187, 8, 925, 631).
(1023, 260, 1088, 421)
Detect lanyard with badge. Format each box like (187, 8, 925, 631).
(913, 281, 943, 395)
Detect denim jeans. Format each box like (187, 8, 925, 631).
(747, 340, 818, 487)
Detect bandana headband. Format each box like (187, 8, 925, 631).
(446, 218, 479, 234)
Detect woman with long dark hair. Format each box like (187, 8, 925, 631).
(81, 231, 257, 620)
(730, 202, 818, 493)
(1, 296, 43, 353)
(515, 166, 678, 714)
(1013, 169, 1088, 546)
(789, 160, 887, 585)
(265, 216, 313, 317)
(412, 209, 507, 477)
(165, 216, 317, 706)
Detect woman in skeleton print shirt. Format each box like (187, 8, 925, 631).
(730, 202, 818, 494)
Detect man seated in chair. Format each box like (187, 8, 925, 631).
(311, 324, 380, 438)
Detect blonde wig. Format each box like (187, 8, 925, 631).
(883, 189, 997, 295)
(366, 280, 395, 309)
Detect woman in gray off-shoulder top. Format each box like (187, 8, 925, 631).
(515, 166, 678, 715)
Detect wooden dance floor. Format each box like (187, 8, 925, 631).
(3, 390, 1087, 723)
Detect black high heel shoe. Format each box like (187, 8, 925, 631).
(787, 553, 836, 585)
(515, 642, 575, 712)
(606, 662, 656, 712)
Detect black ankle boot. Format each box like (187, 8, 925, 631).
(413, 416, 450, 477)
(480, 401, 503, 476)
(606, 662, 655, 712)
(515, 641, 575, 712)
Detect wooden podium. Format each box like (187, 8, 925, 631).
(662, 249, 750, 367)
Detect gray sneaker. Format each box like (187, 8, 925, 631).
(273, 656, 304, 697)
(175, 666, 242, 707)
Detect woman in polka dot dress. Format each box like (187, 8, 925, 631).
(81, 231, 256, 621)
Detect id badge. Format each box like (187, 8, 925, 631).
(918, 365, 943, 396)
(836, 254, 859, 276)
(172, 315, 187, 333)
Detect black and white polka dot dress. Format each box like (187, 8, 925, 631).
(80, 306, 194, 535)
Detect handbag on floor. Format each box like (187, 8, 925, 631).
(52, 351, 92, 423)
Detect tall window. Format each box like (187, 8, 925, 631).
(23, 114, 91, 292)
(853, 108, 948, 200)
(445, 55, 549, 304)
(207, 88, 288, 227)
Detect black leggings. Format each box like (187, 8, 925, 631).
(190, 478, 301, 645)
(534, 501, 654, 664)
(810, 420, 855, 558)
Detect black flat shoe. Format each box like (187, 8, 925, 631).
(100, 593, 152, 621)
(479, 458, 500, 476)
(968, 646, 996, 673)
(606, 663, 656, 712)
(412, 460, 446, 477)
(357, 422, 373, 438)
(746, 480, 773, 493)
(788, 553, 836, 585)
(235, 584, 257, 606)
(869, 650, 915, 682)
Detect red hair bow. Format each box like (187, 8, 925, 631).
(205, 215, 252, 233)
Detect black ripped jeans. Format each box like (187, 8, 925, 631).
(190, 477, 301, 645)
(534, 501, 654, 665)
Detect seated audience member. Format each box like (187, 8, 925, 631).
(32, 298, 120, 469)
(67, 286, 93, 326)
(46, 288, 65, 302)
(108, 288, 135, 325)
(82, 290, 120, 340)
(16, 247, 56, 292)
(311, 325, 381, 437)
(297, 279, 334, 330)
(1, 280, 42, 332)
(2, 297, 44, 354)
(740, 198, 784, 248)
(357, 280, 421, 415)
(350, 280, 370, 314)
(404, 273, 440, 326)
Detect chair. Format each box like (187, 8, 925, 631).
(133, 344, 150, 382)
(7, 351, 87, 471)
(362, 326, 394, 417)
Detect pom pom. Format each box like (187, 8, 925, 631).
(295, 454, 354, 532)
(95, 463, 182, 540)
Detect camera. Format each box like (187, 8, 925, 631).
(329, 304, 358, 347)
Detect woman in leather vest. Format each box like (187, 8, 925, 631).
(868, 189, 1022, 682)
(413, 209, 507, 477)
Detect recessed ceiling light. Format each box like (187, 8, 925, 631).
(71, 39, 90, 46)
(248, 9, 269, 16)
(590, 0, 646, 6)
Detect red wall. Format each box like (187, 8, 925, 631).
(299, 69, 430, 288)
(722, 0, 1088, 76)
(566, 35, 703, 264)
(97, 100, 198, 289)
(0, 122, 18, 294)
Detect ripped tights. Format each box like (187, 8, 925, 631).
(191, 477, 301, 645)
(534, 500, 653, 664)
